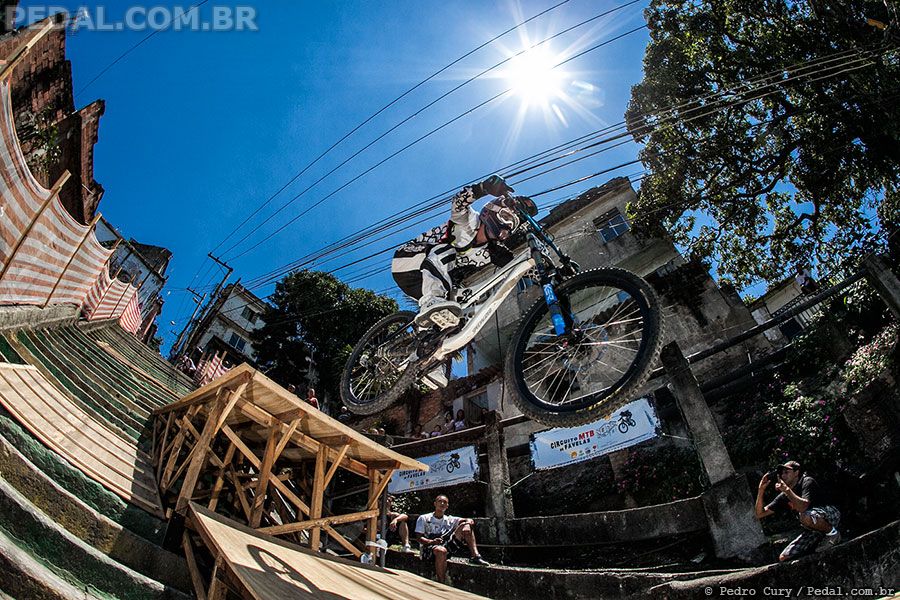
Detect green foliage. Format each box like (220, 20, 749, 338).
(616, 445, 707, 504)
(250, 270, 397, 402)
(840, 322, 898, 394)
(626, 0, 900, 289)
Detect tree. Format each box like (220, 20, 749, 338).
(626, 0, 899, 288)
(250, 270, 398, 406)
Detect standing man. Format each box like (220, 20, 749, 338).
(755, 460, 841, 561)
(414, 494, 489, 583)
(305, 388, 319, 410)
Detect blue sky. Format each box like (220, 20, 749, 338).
(31, 0, 654, 349)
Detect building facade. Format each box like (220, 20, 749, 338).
(178, 283, 267, 368)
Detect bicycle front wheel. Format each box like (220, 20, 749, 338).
(340, 311, 419, 415)
(505, 268, 663, 428)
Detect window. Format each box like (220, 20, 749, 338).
(594, 209, 629, 243)
(241, 306, 258, 324)
(228, 332, 247, 352)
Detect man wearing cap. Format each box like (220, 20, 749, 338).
(755, 460, 841, 561)
(391, 175, 537, 328)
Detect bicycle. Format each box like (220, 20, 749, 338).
(446, 452, 461, 473)
(340, 194, 664, 427)
(617, 410, 636, 434)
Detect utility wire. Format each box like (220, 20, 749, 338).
(209, 0, 577, 255)
(222, 23, 649, 260)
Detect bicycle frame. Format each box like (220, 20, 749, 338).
(429, 255, 536, 362)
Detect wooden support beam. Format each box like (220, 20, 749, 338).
(176, 383, 247, 512)
(365, 469, 379, 549)
(159, 406, 200, 486)
(207, 556, 227, 600)
(181, 532, 208, 600)
(208, 443, 236, 511)
(274, 418, 303, 459)
(249, 428, 279, 528)
(322, 524, 362, 558)
(366, 460, 402, 470)
(316, 435, 353, 447)
(222, 425, 311, 517)
(229, 470, 253, 521)
(367, 469, 395, 511)
(322, 444, 350, 490)
(309, 443, 327, 551)
(258, 509, 379, 536)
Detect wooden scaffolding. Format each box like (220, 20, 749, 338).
(152, 364, 427, 558)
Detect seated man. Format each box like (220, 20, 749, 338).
(755, 460, 841, 561)
(386, 496, 413, 553)
(414, 494, 489, 584)
(391, 175, 537, 328)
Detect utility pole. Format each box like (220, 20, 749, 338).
(170, 289, 205, 360)
(170, 253, 234, 360)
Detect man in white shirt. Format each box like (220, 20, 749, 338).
(414, 494, 489, 583)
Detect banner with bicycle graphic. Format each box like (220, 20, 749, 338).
(387, 445, 480, 494)
(529, 397, 660, 471)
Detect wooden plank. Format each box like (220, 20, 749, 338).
(322, 524, 363, 558)
(248, 427, 279, 528)
(208, 443, 236, 511)
(309, 443, 327, 550)
(367, 469, 395, 511)
(222, 425, 311, 517)
(176, 382, 249, 512)
(181, 532, 208, 600)
(207, 556, 227, 600)
(322, 444, 350, 489)
(315, 434, 353, 447)
(229, 470, 253, 522)
(273, 418, 303, 459)
(366, 469, 379, 548)
(0, 366, 163, 516)
(258, 510, 378, 536)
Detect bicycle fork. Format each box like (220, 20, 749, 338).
(528, 235, 573, 336)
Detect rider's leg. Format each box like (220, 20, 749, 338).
(419, 245, 456, 308)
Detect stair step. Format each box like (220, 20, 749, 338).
(0, 428, 191, 592)
(0, 475, 189, 600)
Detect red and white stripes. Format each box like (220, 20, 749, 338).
(0, 73, 141, 330)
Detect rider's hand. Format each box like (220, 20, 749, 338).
(476, 175, 513, 198)
(488, 241, 514, 267)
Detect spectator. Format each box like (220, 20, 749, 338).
(378, 428, 386, 436)
(415, 494, 489, 584)
(453, 409, 466, 432)
(795, 267, 819, 295)
(386, 496, 414, 553)
(306, 388, 319, 410)
(755, 460, 841, 561)
(430, 425, 443, 438)
(176, 355, 196, 376)
(337, 406, 351, 423)
(441, 411, 455, 434)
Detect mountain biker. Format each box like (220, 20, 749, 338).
(391, 175, 538, 328)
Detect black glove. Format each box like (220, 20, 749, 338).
(474, 175, 514, 198)
(488, 241, 514, 268)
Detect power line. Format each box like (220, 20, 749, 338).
(239, 44, 888, 288)
(221, 22, 649, 260)
(209, 0, 577, 255)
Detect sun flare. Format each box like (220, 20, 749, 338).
(504, 47, 565, 107)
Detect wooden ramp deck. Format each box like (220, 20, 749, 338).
(0, 363, 163, 517)
(188, 503, 487, 600)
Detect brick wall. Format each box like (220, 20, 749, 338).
(0, 16, 104, 223)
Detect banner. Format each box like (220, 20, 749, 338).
(388, 445, 479, 494)
(530, 397, 660, 471)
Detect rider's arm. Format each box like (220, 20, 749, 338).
(450, 186, 479, 226)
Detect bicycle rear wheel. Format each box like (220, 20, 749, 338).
(340, 311, 419, 415)
(505, 268, 663, 427)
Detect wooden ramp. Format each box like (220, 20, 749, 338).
(188, 503, 487, 600)
(0, 363, 163, 517)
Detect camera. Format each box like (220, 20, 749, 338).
(766, 465, 786, 484)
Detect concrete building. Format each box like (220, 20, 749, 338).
(93, 218, 171, 343)
(178, 283, 267, 367)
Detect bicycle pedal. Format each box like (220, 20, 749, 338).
(429, 309, 461, 330)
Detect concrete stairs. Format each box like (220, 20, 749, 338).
(0, 318, 196, 599)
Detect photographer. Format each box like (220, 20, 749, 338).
(755, 461, 841, 561)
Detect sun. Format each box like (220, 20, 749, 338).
(504, 46, 566, 108)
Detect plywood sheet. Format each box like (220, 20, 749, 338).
(0, 363, 163, 517)
(189, 503, 487, 600)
